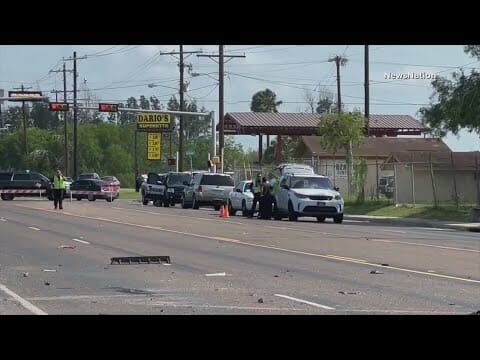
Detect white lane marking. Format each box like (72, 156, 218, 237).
(336, 309, 466, 314)
(28, 294, 141, 301)
(416, 227, 451, 232)
(205, 272, 227, 277)
(274, 294, 335, 310)
(72, 238, 90, 245)
(383, 229, 406, 234)
(369, 238, 480, 253)
(43, 269, 57, 272)
(27, 226, 40, 231)
(326, 254, 367, 262)
(14, 204, 480, 284)
(0, 283, 48, 315)
(0, 218, 7, 222)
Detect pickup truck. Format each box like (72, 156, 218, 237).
(163, 172, 192, 207)
(140, 172, 167, 207)
(0, 171, 54, 201)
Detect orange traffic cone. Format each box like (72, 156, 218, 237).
(224, 204, 230, 218)
(219, 205, 225, 217)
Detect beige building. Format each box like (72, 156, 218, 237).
(297, 136, 451, 198)
(381, 151, 480, 204)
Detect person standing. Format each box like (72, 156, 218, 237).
(53, 169, 66, 210)
(249, 173, 263, 218)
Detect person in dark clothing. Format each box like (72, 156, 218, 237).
(259, 183, 274, 220)
(249, 173, 263, 218)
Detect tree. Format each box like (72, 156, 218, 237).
(317, 111, 367, 196)
(303, 89, 317, 114)
(30, 102, 59, 130)
(139, 95, 150, 110)
(250, 88, 282, 112)
(420, 46, 480, 136)
(118, 97, 138, 125)
(316, 88, 335, 115)
(150, 96, 162, 110)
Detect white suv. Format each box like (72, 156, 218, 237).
(274, 173, 344, 223)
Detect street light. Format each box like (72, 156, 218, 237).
(191, 72, 220, 82)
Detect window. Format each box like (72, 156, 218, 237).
(147, 173, 161, 184)
(13, 173, 30, 181)
(291, 176, 333, 190)
(200, 175, 234, 186)
(243, 182, 253, 192)
(167, 174, 192, 186)
(30, 173, 46, 181)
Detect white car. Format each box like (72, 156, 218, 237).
(274, 173, 344, 223)
(228, 180, 258, 216)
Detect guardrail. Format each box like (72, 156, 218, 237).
(0, 189, 47, 199)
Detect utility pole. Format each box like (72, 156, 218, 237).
(73, 52, 78, 179)
(179, 45, 185, 172)
(13, 84, 32, 155)
(63, 52, 86, 179)
(63, 63, 69, 175)
(198, 47, 245, 170)
(160, 47, 202, 172)
(50, 64, 74, 175)
(329, 55, 348, 114)
(364, 45, 370, 136)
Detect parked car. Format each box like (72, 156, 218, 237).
(70, 179, 117, 202)
(78, 172, 101, 181)
(0, 170, 53, 200)
(163, 172, 192, 207)
(182, 173, 234, 210)
(101, 176, 121, 199)
(141, 173, 167, 206)
(64, 176, 73, 196)
(227, 180, 258, 216)
(274, 172, 344, 223)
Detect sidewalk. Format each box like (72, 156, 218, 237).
(344, 214, 480, 232)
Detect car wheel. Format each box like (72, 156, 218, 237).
(141, 191, 148, 206)
(1, 194, 14, 201)
(333, 215, 344, 224)
(153, 199, 161, 207)
(76, 197, 82, 201)
(163, 201, 169, 208)
(241, 200, 248, 217)
(228, 201, 235, 216)
(88, 194, 95, 201)
(181, 196, 189, 209)
(316, 216, 326, 223)
(192, 195, 199, 210)
(288, 202, 298, 222)
(274, 213, 283, 221)
(106, 198, 112, 203)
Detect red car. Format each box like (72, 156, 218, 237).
(101, 176, 121, 197)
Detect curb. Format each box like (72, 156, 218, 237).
(344, 215, 480, 232)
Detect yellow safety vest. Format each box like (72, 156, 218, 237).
(253, 180, 262, 194)
(271, 179, 279, 196)
(53, 175, 66, 190)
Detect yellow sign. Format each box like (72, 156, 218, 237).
(136, 113, 171, 132)
(147, 133, 161, 160)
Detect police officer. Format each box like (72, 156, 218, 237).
(53, 169, 66, 210)
(249, 173, 263, 218)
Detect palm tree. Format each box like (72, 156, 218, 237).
(250, 89, 282, 113)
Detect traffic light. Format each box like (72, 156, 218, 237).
(49, 102, 69, 112)
(98, 103, 119, 112)
(167, 158, 175, 166)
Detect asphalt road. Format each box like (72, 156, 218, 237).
(0, 198, 479, 315)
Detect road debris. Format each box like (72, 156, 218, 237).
(43, 269, 57, 272)
(381, 264, 389, 266)
(58, 245, 76, 249)
(44, 282, 50, 286)
(258, 298, 264, 303)
(274, 275, 279, 278)
(110, 256, 170, 265)
(339, 291, 360, 295)
(370, 270, 384, 274)
(23, 272, 29, 277)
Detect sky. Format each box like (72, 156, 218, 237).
(0, 45, 479, 152)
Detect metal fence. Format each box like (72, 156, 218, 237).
(231, 156, 480, 206)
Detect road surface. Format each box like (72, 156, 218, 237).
(0, 199, 478, 315)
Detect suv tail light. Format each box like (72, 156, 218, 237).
(196, 186, 202, 192)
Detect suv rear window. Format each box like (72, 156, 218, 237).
(13, 173, 30, 181)
(167, 174, 191, 186)
(200, 175, 234, 186)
